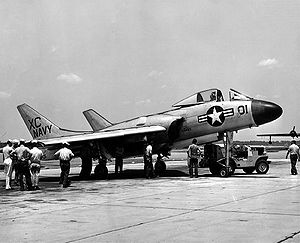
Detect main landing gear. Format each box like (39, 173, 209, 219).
(79, 144, 109, 180)
(79, 145, 93, 179)
(94, 157, 108, 180)
(79, 157, 93, 179)
(206, 131, 234, 178)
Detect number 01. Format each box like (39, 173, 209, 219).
(238, 105, 248, 115)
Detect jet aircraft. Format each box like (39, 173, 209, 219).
(257, 126, 299, 144)
(17, 88, 282, 178)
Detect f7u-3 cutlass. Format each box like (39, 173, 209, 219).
(17, 88, 282, 178)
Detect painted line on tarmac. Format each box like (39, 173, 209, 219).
(197, 184, 300, 211)
(65, 184, 300, 242)
(277, 230, 300, 243)
(204, 209, 300, 217)
(65, 210, 194, 243)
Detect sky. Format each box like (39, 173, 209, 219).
(0, 0, 300, 142)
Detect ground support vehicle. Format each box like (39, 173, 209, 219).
(200, 144, 270, 177)
(232, 145, 270, 174)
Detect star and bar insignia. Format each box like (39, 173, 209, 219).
(198, 106, 234, 127)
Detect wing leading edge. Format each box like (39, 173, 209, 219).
(257, 133, 297, 137)
(39, 125, 166, 146)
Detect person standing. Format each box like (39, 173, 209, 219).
(286, 140, 300, 175)
(187, 138, 201, 178)
(154, 153, 165, 177)
(115, 145, 124, 174)
(29, 140, 44, 190)
(54, 142, 74, 188)
(2, 140, 14, 190)
(11, 139, 20, 186)
(144, 142, 154, 179)
(14, 139, 33, 191)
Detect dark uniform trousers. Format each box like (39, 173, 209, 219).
(115, 156, 123, 173)
(60, 160, 71, 187)
(189, 158, 198, 178)
(144, 156, 154, 179)
(290, 154, 298, 175)
(18, 160, 33, 190)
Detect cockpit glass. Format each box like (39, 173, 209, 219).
(172, 89, 224, 107)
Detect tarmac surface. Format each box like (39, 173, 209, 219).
(1, 151, 300, 243)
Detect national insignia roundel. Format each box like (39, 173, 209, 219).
(197, 106, 234, 127)
(206, 106, 225, 127)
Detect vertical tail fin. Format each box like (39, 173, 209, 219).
(83, 109, 112, 131)
(17, 103, 80, 140)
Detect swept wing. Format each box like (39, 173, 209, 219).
(39, 125, 166, 146)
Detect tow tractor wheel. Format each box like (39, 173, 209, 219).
(94, 164, 108, 179)
(243, 167, 255, 174)
(256, 160, 269, 174)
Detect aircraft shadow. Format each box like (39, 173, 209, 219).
(38, 169, 189, 182)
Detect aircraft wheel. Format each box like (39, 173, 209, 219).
(243, 168, 255, 174)
(219, 167, 229, 177)
(94, 164, 108, 179)
(256, 160, 269, 174)
(155, 161, 166, 176)
(79, 157, 92, 179)
(209, 166, 219, 175)
(219, 158, 236, 175)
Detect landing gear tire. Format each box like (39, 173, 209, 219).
(256, 160, 269, 174)
(209, 166, 219, 175)
(154, 161, 166, 176)
(79, 158, 92, 179)
(94, 164, 108, 179)
(243, 167, 255, 174)
(219, 158, 236, 175)
(219, 167, 229, 177)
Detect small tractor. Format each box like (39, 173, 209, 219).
(200, 144, 270, 177)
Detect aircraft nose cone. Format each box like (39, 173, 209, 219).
(251, 100, 283, 126)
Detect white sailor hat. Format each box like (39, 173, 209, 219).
(62, 142, 70, 146)
(13, 139, 20, 144)
(31, 140, 38, 144)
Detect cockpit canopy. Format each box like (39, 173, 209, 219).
(172, 89, 224, 107)
(172, 88, 252, 107)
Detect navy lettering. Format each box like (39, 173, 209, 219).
(33, 130, 39, 138)
(42, 126, 47, 134)
(38, 128, 43, 137)
(32, 125, 52, 138)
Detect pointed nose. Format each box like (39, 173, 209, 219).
(251, 100, 283, 126)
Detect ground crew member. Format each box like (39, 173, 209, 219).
(29, 140, 44, 190)
(286, 140, 300, 175)
(14, 139, 33, 191)
(187, 138, 201, 178)
(115, 145, 124, 174)
(2, 140, 14, 190)
(11, 139, 20, 186)
(54, 142, 74, 188)
(144, 141, 154, 179)
(154, 153, 164, 177)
